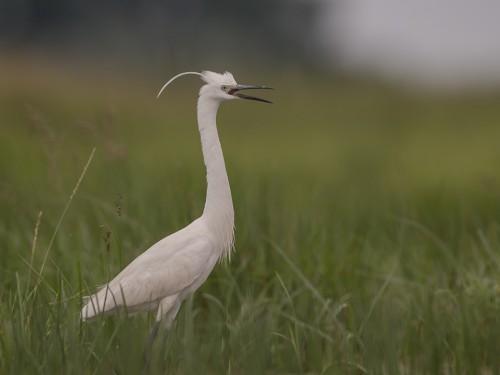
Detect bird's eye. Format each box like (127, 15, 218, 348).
(221, 85, 228, 91)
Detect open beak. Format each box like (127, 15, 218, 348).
(228, 85, 274, 103)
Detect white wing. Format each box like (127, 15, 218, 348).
(82, 219, 214, 319)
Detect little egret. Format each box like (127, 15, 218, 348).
(81, 70, 272, 351)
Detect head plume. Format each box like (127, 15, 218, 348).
(157, 71, 202, 98)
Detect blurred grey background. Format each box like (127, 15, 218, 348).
(2, 0, 500, 90)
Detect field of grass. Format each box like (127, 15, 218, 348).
(1, 58, 500, 374)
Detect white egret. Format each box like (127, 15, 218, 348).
(81, 70, 272, 352)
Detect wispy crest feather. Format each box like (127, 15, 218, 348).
(157, 71, 202, 98)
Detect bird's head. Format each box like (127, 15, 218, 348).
(199, 71, 273, 103)
(158, 70, 273, 103)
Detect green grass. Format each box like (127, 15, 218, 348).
(1, 59, 500, 374)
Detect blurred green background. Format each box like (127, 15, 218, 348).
(1, 1, 500, 374)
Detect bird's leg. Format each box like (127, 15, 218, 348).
(143, 320, 161, 367)
(143, 297, 178, 366)
(160, 326, 171, 358)
(158, 299, 181, 354)
(163, 299, 181, 343)
(143, 296, 182, 368)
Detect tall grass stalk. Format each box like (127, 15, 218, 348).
(37, 147, 96, 286)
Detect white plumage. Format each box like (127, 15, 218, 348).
(81, 70, 272, 347)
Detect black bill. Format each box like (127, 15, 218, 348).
(228, 85, 274, 103)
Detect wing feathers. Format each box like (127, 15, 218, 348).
(81, 221, 213, 321)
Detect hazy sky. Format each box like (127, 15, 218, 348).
(318, 0, 500, 88)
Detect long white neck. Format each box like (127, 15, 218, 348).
(197, 95, 235, 260)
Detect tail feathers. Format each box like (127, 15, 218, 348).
(81, 285, 122, 321)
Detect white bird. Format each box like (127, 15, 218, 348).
(81, 70, 272, 351)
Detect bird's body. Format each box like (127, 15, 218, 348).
(82, 218, 217, 320)
(81, 71, 272, 345)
